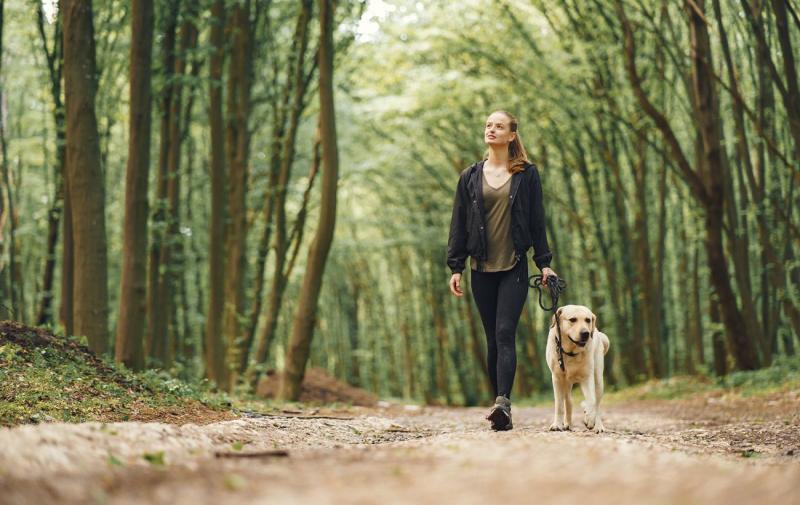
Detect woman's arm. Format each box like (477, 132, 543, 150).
(529, 165, 553, 270)
(447, 173, 469, 274)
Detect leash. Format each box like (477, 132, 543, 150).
(528, 274, 566, 312)
(529, 273, 573, 371)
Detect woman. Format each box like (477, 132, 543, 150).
(447, 110, 556, 431)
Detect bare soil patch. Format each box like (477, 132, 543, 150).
(256, 367, 379, 406)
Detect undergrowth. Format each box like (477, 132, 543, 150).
(0, 321, 232, 427)
(604, 355, 800, 403)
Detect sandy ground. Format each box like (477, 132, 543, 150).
(1, 391, 798, 505)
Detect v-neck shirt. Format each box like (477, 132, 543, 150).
(470, 172, 518, 272)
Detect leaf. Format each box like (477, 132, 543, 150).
(231, 441, 244, 451)
(142, 451, 165, 466)
(224, 473, 248, 491)
(107, 453, 124, 467)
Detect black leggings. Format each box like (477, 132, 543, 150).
(470, 259, 528, 400)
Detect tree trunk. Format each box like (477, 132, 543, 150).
(34, 7, 65, 326)
(0, 0, 19, 322)
(115, 0, 154, 369)
(147, 0, 178, 363)
(62, 0, 108, 353)
(246, 0, 313, 375)
(205, 0, 227, 387)
(711, 295, 727, 376)
(221, 0, 254, 389)
(160, 6, 198, 366)
(280, 0, 340, 400)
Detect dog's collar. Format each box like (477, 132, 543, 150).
(555, 320, 578, 372)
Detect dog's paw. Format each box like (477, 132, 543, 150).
(548, 422, 565, 431)
(583, 410, 597, 430)
(593, 419, 605, 434)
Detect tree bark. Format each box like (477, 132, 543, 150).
(280, 0, 340, 400)
(34, 7, 65, 327)
(147, 0, 179, 363)
(62, 0, 109, 352)
(221, 0, 254, 389)
(246, 0, 313, 375)
(115, 0, 154, 369)
(205, 0, 227, 386)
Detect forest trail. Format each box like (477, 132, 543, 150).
(1, 391, 798, 505)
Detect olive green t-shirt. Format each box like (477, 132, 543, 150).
(470, 173, 518, 272)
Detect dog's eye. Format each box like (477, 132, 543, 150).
(585, 318, 590, 323)
(569, 317, 577, 323)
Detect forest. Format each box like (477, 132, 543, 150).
(0, 0, 798, 407)
(1, 2, 799, 504)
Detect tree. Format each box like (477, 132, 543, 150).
(280, 0, 340, 400)
(115, 0, 154, 369)
(62, 0, 109, 353)
(205, 0, 227, 386)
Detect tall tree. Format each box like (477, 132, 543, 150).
(115, 0, 155, 369)
(35, 5, 65, 327)
(221, 0, 254, 389)
(62, 0, 109, 353)
(147, 0, 179, 364)
(280, 0, 340, 400)
(248, 0, 313, 376)
(205, 0, 227, 386)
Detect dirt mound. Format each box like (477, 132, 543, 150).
(0, 320, 234, 427)
(256, 368, 378, 406)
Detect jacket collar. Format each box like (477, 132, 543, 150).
(469, 160, 525, 205)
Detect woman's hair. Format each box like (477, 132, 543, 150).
(483, 110, 531, 174)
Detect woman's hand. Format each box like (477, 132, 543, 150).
(449, 273, 463, 297)
(541, 267, 557, 286)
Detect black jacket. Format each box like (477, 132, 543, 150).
(447, 160, 552, 274)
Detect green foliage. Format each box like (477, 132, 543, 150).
(142, 451, 166, 466)
(0, 324, 231, 427)
(718, 356, 800, 395)
(603, 356, 800, 403)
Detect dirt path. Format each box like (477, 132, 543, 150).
(1, 392, 798, 505)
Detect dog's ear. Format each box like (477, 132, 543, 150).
(591, 312, 597, 335)
(550, 307, 563, 329)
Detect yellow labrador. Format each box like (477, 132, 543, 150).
(545, 304, 610, 433)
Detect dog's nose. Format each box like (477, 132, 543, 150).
(580, 331, 590, 341)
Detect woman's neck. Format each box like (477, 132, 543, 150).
(486, 145, 510, 169)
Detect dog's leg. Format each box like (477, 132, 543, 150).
(549, 374, 566, 431)
(564, 383, 573, 430)
(593, 351, 606, 433)
(579, 375, 597, 431)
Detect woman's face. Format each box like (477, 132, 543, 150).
(484, 112, 515, 147)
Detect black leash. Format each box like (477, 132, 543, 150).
(528, 274, 566, 312)
(528, 273, 573, 371)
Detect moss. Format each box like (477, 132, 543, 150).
(602, 355, 800, 403)
(0, 321, 232, 427)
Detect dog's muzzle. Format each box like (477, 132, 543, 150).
(574, 331, 591, 347)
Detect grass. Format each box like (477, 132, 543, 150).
(604, 355, 800, 404)
(513, 355, 800, 407)
(0, 321, 232, 427)
(2, 320, 797, 425)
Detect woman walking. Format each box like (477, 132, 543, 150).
(447, 110, 556, 431)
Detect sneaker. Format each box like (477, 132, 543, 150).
(486, 395, 513, 431)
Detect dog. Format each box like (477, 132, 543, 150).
(545, 304, 610, 433)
